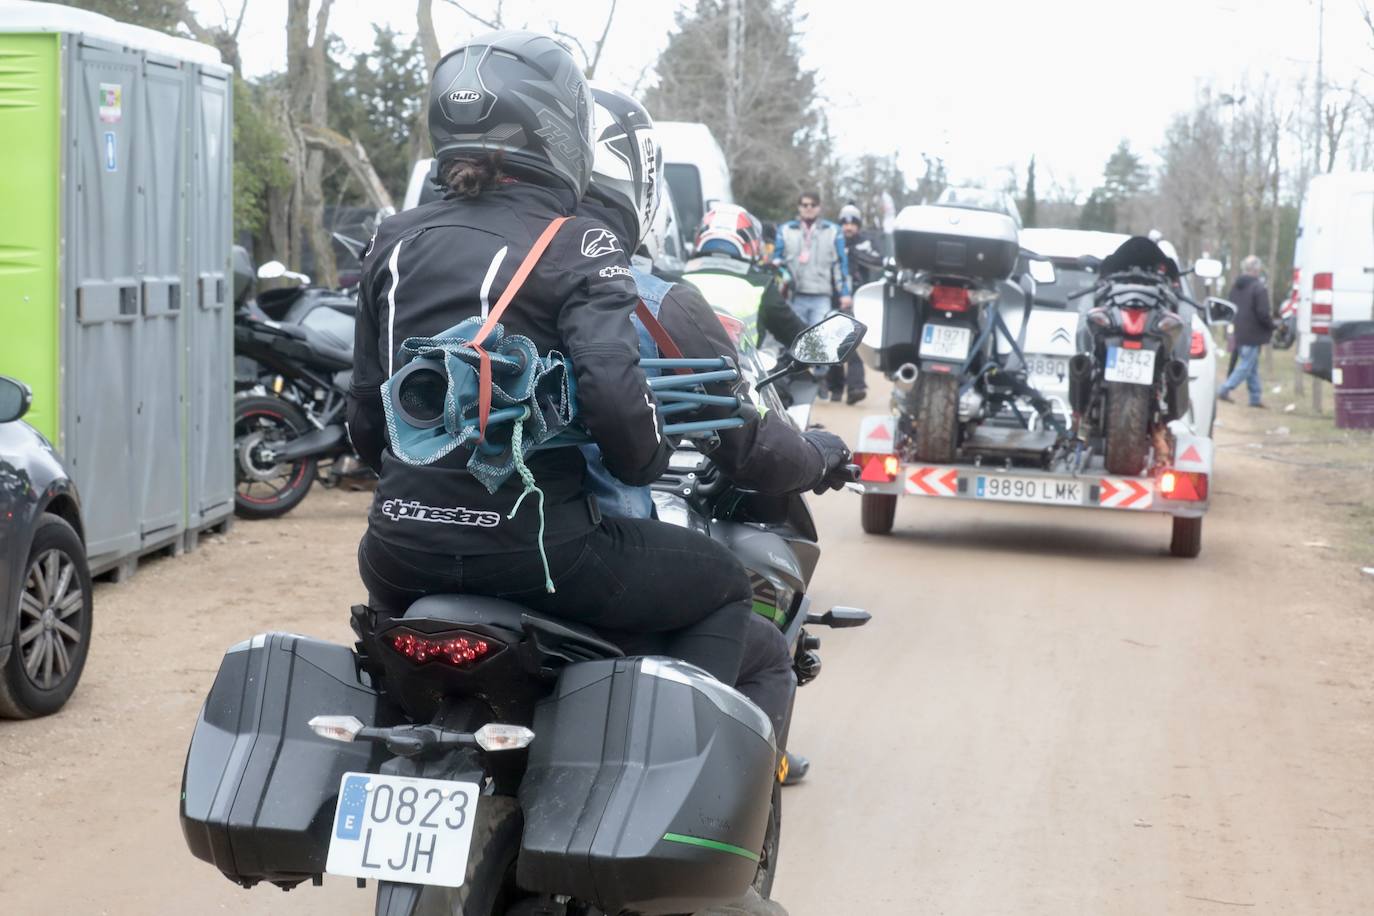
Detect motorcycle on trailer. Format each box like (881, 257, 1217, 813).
(179, 315, 870, 915)
(1066, 239, 1225, 476)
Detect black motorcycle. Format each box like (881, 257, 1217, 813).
(232, 248, 373, 519)
(180, 315, 869, 915)
(1067, 239, 1221, 475)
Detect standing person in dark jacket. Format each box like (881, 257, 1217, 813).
(824, 204, 876, 404)
(577, 89, 853, 787)
(1218, 255, 1275, 408)
(347, 31, 753, 685)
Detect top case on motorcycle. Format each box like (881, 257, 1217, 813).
(893, 204, 1019, 282)
(517, 657, 776, 916)
(179, 632, 402, 888)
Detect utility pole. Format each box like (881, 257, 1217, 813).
(1315, 0, 1324, 176)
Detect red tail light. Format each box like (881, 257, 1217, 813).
(1120, 307, 1148, 336)
(855, 452, 900, 483)
(1159, 470, 1208, 501)
(1189, 330, 1207, 359)
(389, 628, 494, 668)
(1312, 271, 1333, 335)
(716, 312, 746, 344)
(931, 285, 970, 312)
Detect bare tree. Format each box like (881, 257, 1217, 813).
(552, 1, 618, 78)
(1322, 85, 1358, 172)
(279, 0, 338, 286)
(440, 0, 506, 30)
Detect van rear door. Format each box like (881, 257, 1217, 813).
(1332, 190, 1374, 323)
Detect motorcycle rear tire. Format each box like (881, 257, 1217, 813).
(233, 395, 318, 520)
(1103, 382, 1152, 476)
(860, 493, 897, 535)
(413, 796, 522, 915)
(1272, 319, 1296, 351)
(912, 374, 958, 462)
(752, 780, 783, 900)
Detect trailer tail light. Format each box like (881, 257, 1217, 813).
(715, 312, 746, 345)
(930, 285, 970, 312)
(856, 452, 900, 483)
(1158, 469, 1208, 502)
(388, 628, 495, 668)
(1312, 272, 1333, 335)
(1189, 330, 1207, 358)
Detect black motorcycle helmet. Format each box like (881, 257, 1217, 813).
(586, 87, 661, 246)
(427, 30, 594, 196)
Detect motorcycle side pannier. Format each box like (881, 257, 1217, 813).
(180, 632, 401, 888)
(517, 657, 777, 916)
(893, 204, 1019, 281)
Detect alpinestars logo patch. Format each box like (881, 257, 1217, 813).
(581, 228, 621, 258)
(599, 265, 632, 279)
(381, 499, 501, 528)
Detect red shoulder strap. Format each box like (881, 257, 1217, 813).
(635, 300, 688, 368)
(471, 217, 569, 439)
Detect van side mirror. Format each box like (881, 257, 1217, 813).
(1206, 296, 1238, 324)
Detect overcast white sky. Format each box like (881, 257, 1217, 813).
(202, 0, 1371, 197)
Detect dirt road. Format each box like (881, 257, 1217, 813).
(2, 387, 1371, 915)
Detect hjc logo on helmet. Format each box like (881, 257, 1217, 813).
(448, 89, 483, 104)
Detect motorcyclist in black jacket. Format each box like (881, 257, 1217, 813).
(577, 88, 853, 783)
(347, 30, 753, 685)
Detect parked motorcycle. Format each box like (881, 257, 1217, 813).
(180, 315, 868, 914)
(1066, 240, 1224, 475)
(231, 248, 372, 519)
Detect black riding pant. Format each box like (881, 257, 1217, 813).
(358, 516, 752, 685)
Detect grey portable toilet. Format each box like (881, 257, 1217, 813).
(0, 1, 234, 576)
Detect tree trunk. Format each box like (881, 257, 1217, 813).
(287, 0, 337, 287)
(409, 0, 441, 165)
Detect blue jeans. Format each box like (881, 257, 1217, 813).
(791, 293, 831, 327)
(1220, 344, 1263, 405)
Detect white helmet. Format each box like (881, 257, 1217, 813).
(586, 87, 661, 247)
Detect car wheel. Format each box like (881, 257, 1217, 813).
(0, 514, 94, 718)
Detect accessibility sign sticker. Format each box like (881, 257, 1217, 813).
(104, 132, 117, 172)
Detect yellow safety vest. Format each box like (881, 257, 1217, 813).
(681, 271, 767, 339)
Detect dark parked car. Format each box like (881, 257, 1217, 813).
(0, 375, 92, 718)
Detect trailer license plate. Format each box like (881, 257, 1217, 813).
(325, 772, 480, 888)
(976, 475, 1083, 506)
(1104, 347, 1155, 385)
(1025, 355, 1069, 391)
(920, 324, 971, 361)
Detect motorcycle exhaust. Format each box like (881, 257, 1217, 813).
(267, 424, 346, 463)
(1163, 358, 1190, 420)
(893, 362, 919, 391)
(1068, 353, 1094, 415)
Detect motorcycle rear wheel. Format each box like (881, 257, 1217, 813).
(233, 394, 318, 520)
(1272, 318, 1297, 350)
(413, 796, 523, 915)
(1103, 382, 1152, 476)
(912, 373, 958, 462)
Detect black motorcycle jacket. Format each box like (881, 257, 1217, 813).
(656, 281, 828, 493)
(348, 181, 671, 556)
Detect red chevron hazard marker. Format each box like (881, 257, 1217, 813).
(1098, 477, 1152, 509)
(906, 467, 958, 497)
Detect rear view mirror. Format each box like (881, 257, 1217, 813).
(1206, 296, 1238, 324)
(1194, 257, 1223, 280)
(0, 376, 32, 424)
(788, 313, 867, 366)
(257, 260, 287, 280)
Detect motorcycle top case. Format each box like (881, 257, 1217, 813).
(517, 656, 777, 915)
(180, 632, 401, 888)
(893, 204, 1019, 282)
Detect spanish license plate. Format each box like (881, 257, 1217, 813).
(975, 475, 1083, 506)
(920, 323, 971, 361)
(1104, 347, 1155, 385)
(1025, 354, 1069, 390)
(325, 772, 480, 888)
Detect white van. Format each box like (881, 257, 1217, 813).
(655, 121, 733, 243)
(1292, 172, 1374, 378)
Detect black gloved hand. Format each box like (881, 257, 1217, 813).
(800, 429, 852, 494)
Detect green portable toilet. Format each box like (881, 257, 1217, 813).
(0, 0, 234, 575)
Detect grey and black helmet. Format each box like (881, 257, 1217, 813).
(427, 30, 594, 196)
(587, 88, 661, 247)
